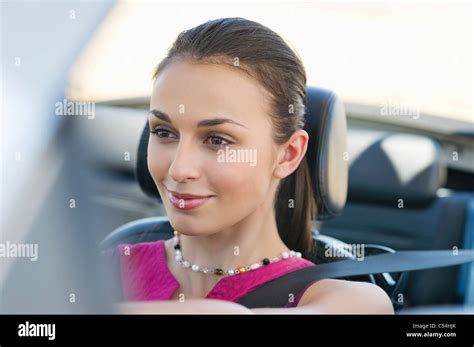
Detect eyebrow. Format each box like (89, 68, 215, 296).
(149, 109, 249, 129)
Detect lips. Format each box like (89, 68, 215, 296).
(167, 190, 213, 210)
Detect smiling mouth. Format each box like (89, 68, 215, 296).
(167, 190, 214, 210)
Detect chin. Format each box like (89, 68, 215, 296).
(168, 215, 211, 236)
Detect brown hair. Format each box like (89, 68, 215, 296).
(152, 17, 317, 258)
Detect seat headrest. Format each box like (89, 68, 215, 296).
(304, 87, 348, 219)
(347, 129, 447, 206)
(136, 86, 348, 220)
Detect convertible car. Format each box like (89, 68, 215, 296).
(95, 86, 474, 312)
(1, 0, 472, 319)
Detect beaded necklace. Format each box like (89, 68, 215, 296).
(173, 231, 302, 277)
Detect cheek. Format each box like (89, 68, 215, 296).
(209, 154, 272, 204)
(147, 139, 169, 184)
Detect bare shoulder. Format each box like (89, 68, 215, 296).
(297, 278, 395, 314)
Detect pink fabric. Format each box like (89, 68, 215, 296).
(117, 240, 316, 307)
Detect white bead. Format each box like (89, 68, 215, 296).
(228, 270, 235, 276)
(290, 251, 296, 257)
(182, 261, 190, 268)
(202, 268, 210, 274)
(191, 264, 200, 272)
(250, 263, 260, 270)
(296, 252, 302, 258)
(175, 254, 182, 261)
(282, 252, 289, 259)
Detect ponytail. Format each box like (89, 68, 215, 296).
(274, 157, 317, 259)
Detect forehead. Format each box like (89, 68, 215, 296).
(150, 58, 271, 123)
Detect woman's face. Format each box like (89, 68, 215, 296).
(148, 58, 284, 236)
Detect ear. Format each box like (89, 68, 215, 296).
(273, 129, 309, 179)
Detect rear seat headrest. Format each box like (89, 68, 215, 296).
(347, 129, 447, 206)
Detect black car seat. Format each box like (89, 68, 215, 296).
(319, 129, 474, 307)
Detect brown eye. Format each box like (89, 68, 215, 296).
(157, 129, 171, 138)
(150, 127, 177, 139)
(206, 135, 231, 147)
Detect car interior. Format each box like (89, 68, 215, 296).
(95, 86, 474, 312)
(3, 2, 472, 344)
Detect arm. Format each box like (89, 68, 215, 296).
(116, 299, 253, 314)
(116, 279, 394, 315)
(251, 279, 395, 314)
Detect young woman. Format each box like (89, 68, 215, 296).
(116, 17, 394, 314)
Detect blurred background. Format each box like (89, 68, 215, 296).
(1, 0, 472, 313)
(68, 1, 472, 122)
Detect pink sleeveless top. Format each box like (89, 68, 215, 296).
(117, 240, 316, 308)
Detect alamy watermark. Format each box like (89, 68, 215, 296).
(380, 99, 420, 119)
(0, 241, 38, 261)
(324, 241, 365, 261)
(55, 98, 95, 119)
(217, 147, 257, 166)
(18, 321, 55, 340)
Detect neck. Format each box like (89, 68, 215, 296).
(164, 192, 291, 299)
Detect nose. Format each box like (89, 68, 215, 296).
(168, 139, 201, 183)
